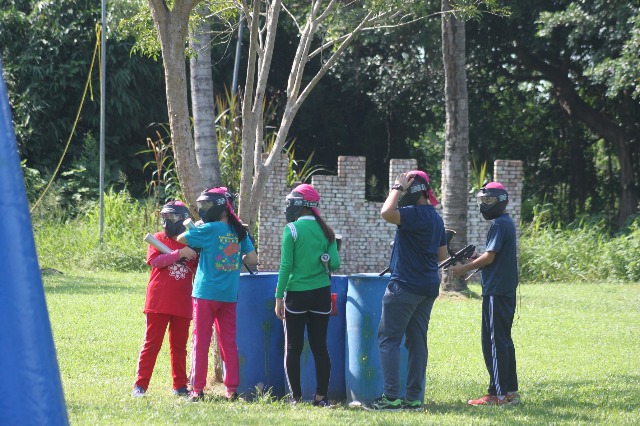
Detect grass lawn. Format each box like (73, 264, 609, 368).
(43, 271, 640, 425)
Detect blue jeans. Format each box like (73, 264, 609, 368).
(378, 280, 436, 401)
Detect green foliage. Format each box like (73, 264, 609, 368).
(469, 159, 489, 193)
(366, 174, 383, 201)
(21, 160, 46, 204)
(283, 144, 331, 186)
(34, 188, 155, 272)
(215, 89, 243, 191)
(117, 0, 238, 60)
(538, 2, 640, 99)
(137, 124, 182, 204)
(520, 215, 640, 282)
(407, 128, 445, 196)
(44, 271, 640, 424)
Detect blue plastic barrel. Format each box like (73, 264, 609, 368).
(346, 273, 423, 405)
(236, 272, 286, 399)
(299, 275, 348, 401)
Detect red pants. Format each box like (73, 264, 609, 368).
(190, 298, 239, 393)
(135, 312, 191, 390)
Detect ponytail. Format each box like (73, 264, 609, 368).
(227, 210, 248, 241)
(312, 210, 335, 244)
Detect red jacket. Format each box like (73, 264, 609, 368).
(144, 231, 198, 319)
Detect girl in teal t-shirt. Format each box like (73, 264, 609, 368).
(177, 187, 257, 402)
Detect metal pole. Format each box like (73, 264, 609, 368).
(231, 14, 244, 98)
(99, 0, 106, 244)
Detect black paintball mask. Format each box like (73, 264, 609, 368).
(398, 175, 430, 207)
(197, 188, 232, 223)
(477, 186, 509, 220)
(161, 201, 190, 237)
(284, 191, 319, 223)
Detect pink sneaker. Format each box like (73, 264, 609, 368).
(225, 390, 239, 401)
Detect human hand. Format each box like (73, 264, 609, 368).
(179, 246, 198, 260)
(395, 173, 414, 190)
(449, 264, 466, 278)
(275, 298, 285, 320)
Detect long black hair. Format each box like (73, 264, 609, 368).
(227, 208, 248, 241)
(308, 208, 335, 244)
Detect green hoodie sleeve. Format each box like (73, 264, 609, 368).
(275, 224, 294, 298)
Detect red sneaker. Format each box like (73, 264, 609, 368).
(468, 394, 508, 406)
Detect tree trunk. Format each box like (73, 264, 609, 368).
(147, 0, 203, 211)
(189, 5, 223, 383)
(441, 0, 470, 292)
(190, 5, 221, 191)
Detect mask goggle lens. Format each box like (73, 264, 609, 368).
(161, 213, 183, 223)
(286, 197, 304, 209)
(477, 196, 498, 207)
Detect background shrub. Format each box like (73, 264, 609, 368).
(519, 215, 640, 282)
(34, 188, 157, 272)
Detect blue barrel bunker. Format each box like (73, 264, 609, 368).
(345, 273, 423, 405)
(236, 272, 286, 399)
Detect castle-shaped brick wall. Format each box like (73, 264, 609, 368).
(258, 155, 523, 275)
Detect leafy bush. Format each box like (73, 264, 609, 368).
(520, 215, 640, 282)
(34, 188, 158, 272)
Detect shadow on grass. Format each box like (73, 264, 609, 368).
(423, 376, 640, 423)
(439, 288, 482, 301)
(43, 273, 142, 295)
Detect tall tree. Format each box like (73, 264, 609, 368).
(147, 0, 203, 207)
(236, 0, 418, 231)
(471, 0, 640, 225)
(440, 0, 470, 291)
(189, 3, 222, 189)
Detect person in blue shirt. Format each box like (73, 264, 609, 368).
(177, 187, 257, 402)
(450, 182, 520, 406)
(368, 170, 448, 411)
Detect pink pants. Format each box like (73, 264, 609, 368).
(190, 298, 239, 393)
(135, 312, 191, 390)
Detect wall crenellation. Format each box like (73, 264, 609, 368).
(257, 155, 523, 275)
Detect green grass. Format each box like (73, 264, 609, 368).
(44, 272, 640, 425)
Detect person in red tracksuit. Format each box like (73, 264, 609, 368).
(132, 200, 198, 397)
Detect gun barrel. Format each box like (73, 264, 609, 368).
(143, 233, 172, 254)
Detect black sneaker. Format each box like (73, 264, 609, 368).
(226, 391, 239, 401)
(312, 394, 330, 407)
(400, 397, 422, 411)
(173, 386, 189, 397)
(131, 385, 146, 398)
(365, 394, 402, 411)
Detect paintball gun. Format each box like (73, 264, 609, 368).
(143, 233, 172, 255)
(143, 233, 195, 274)
(438, 244, 476, 270)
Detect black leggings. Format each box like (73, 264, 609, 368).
(283, 286, 331, 399)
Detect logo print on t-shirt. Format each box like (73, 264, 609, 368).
(223, 242, 240, 257)
(169, 262, 189, 280)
